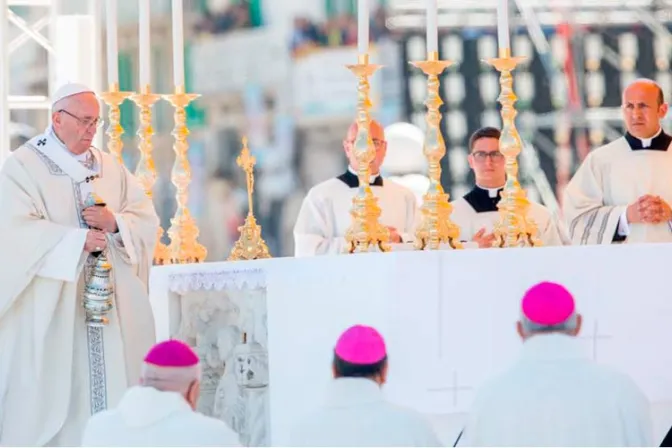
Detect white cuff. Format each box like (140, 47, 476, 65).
(37, 228, 88, 282)
(617, 211, 630, 236)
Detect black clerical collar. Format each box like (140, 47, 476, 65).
(463, 185, 503, 213)
(336, 170, 383, 188)
(624, 129, 671, 151)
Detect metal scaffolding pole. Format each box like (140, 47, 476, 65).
(0, 0, 9, 164)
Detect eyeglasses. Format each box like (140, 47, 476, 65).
(59, 109, 105, 130)
(472, 151, 504, 162)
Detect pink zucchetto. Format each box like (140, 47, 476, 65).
(521, 281, 576, 326)
(144, 339, 200, 368)
(334, 325, 387, 365)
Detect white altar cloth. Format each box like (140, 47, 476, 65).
(149, 243, 672, 446)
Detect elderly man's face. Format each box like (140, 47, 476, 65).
(52, 92, 101, 155)
(343, 121, 387, 175)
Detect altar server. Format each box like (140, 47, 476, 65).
(564, 78, 672, 244)
(460, 281, 653, 447)
(451, 127, 567, 247)
(0, 83, 159, 446)
(289, 325, 441, 447)
(293, 120, 418, 256)
(82, 340, 240, 447)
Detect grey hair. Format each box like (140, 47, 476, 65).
(520, 312, 579, 336)
(140, 363, 201, 394)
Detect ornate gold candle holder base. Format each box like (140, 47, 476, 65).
(411, 51, 463, 250)
(99, 83, 132, 165)
(130, 84, 169, 265)
(483, 49, 541, 248)
(162, 85, 207, 264)
(343, 54, 390, 254)
(228, 137, 271, 261)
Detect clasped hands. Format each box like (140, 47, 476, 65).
(82, 206, 118, 253)
(626, 195, 672, 225)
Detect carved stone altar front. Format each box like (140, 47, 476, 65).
(165, 268, 269, 447)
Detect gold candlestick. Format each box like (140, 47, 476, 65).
(162, 85, 207, 263)
(411, 51, 463, 250)
(99, 82, 132, 165)
(228, 137, 271, 261)
(130, 84, 169, 265)
(483, 48, 541, 248)
(343, 53, 390, 254)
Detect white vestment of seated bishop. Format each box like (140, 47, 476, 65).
(450, 186, 569, 246)
(289, 377, 442, 447)
(563, 133, 672, 245)
(0, 128, 159, 446)
(460, 333, 653, 447)
(293, 170, 418, 256)
(81, 386, 241, 447)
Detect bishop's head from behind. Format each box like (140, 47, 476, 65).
(342, 120, 387, 177)
(621, 78, 668, 140)
(332, 324, 388, 386)
(516, 281, 583, 341)
(51, 83, 101, 155)
(468, 127, 506, 189)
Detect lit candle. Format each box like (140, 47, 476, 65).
(172, 0, 185, 87)
(426, 0, 438, 54)
(497, 0, 510, 51)
(105, 0, 118, 86)
(357, 0, 369, 55)
(139, 0, 150, 87)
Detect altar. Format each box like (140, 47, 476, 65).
(149, 243, 672, 446)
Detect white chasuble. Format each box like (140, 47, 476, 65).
(563, 132, 672, 245)
(0, 128, 159, 446)
(293, 170, 418, 256)
(451, 186, 568, 246)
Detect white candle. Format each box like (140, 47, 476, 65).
(426, 0, 438, 54)
(105, 0, 118, 86)
(139, 0, 150, 87)
(497, 0, 510, 51)
(357, 0, 369, 55)
(172, 0, 185, 87)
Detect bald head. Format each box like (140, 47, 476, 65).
(621, 78, 668, 139)
(343, 120, 387, 175)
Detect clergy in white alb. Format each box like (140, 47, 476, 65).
(289, 325, 441, 447)
(451, 127, 568, 247)
(564, 78, 672, 245)
(293, 120, 418, 256)
(460, 281, 653, 447)
(82, 339, 241, 447)
(0, 83, 159, 446)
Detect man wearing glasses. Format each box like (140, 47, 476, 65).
(0, 83, 159, 446)
(450, 127, 567, 247)
(293, 120, 418, 256)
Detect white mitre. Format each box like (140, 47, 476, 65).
(52, 82, 95, 105)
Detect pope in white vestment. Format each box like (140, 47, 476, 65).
(289, 325, 441, 447)
(461, 282, 652, 447)
(0, 84, 159, 446)
(293, 120, 418, 256)
(564, 79, 672, 245)
(451, 127, 567, 247)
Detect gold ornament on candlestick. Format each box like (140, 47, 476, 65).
(162, 85, 207, 263)
(99, 82, 132, 165)
(343, 53, 390, 254)
(411, 51, 463, 250)
(228, 137, 271, 261)
(483, 48, 541, 248)
(130, 84, 169, 265)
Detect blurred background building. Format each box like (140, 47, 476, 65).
(3, 0, 672, 259)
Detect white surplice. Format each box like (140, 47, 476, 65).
(0, 127, 159, 446)
(451, 186, 568, 246)
(293, 170, 418, 256)
(289, 378, 441, 447)
(81, 386, 241, 447)
(563, 133, 672, 244)
(460, 333, 653, 447)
